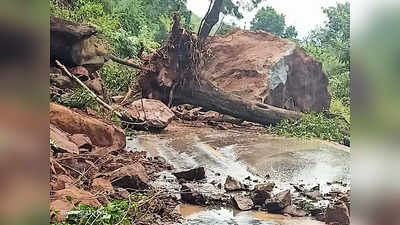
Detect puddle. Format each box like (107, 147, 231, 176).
(179, 204, 325, 225)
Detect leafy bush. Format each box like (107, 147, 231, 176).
(100, 62, 137, 96)
(270, 112, 349, 145)
(52, 194, 147, 225)
(58, 88, 100, 111)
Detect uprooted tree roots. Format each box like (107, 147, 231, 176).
(139, 13, 301, 125)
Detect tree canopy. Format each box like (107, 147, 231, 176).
(250, 6, 298, 39)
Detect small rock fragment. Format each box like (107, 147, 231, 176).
(265, 190, 292, 213)
(224, 175, 245, 191)
(325, 202, 350, 225)
(233, 194, 253, 211)
(173, 167, 206, 181)
(283, 205, 307, 217)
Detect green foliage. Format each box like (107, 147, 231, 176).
(270, 112, 350, 145)
(100, 62, 137, 96)
(52, 194, 148, 225)
(58, 88, 100, 111)
(301, 2, 350, 106)
(250, 6, 297, 38)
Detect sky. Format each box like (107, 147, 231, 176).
(186, 0, 350, 39)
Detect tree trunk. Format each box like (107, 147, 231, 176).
(198, 0, 223, 42)
(139, 12, 301, 126)
(173, 79, 301, 125)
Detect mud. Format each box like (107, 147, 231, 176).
(179, 204, 325, 225)
(127, 122, 350, 223)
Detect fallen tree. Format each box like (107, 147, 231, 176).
(139, 13, 301, 125)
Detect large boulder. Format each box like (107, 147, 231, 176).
(123, 99, 175, 130)
(202, 30, 330, 113)
(50, 16, 106, 70)
(50, 103, 126, 154)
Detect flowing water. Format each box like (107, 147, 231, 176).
(127, 124, 350, 224)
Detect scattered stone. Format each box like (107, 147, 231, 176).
(108, 163, 150, 190)
(172, 167, 205, 181)
(265, 190, 292, 213)
(53, 186, 101, 207)
(252, 183, 274, 205)
(224, 175, 245, 191)
(180, 183, 206, 205)
(233, 194, 253, 211)
(325, 202, 350, 225)
(305, 190, 322, 200)
(283, 205, 307, 217)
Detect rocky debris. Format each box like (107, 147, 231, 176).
(251, 183, 275, 205)
(173, 167, 206, 181)
(50, 103, 126, 154)
(224, 175, 245, 191)
(107, 163, 150, 190)
(180, 183, 207, 205)
(265, 190, 292, 213)
(282, 205, 307, 217)
(325, 202, 350, 225)
(123, 99, 175, 130)
(180, 183, 229, 206)
(233, 194, 254, 211)
(202, 30, 330, 113)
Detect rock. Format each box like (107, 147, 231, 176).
(70, 66, 89, 76)
(52, 186, 100, 207)
(180, 183, 206, 205)
(202, 30, 330, 113)
(112, 95, 125, 103)
(108, 163, 149, 190)
(180, 183, 228, 205)
(124, 99, 175, 130)
(51, 16, 106, 68)
(69, 134, 92, 152)
(252, 183, 275, 205)
(305, 190, 322, 200)
(51, 175, 74, 191)
(92, 178, 114, 193)
(172, 167, 205, 181)
(224, 175, 245, 191)
(84, 77, 105, 96)
(325, 202, 350, 225)
(283, 205, 307, 217)
(50, 199, 74, 222)
(265, 190, 292, 213)
(233, 194, 253, 211)
(50, 124, 80, 154)
(50, 70, 76, 89)
(50, 103, 126, 154)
